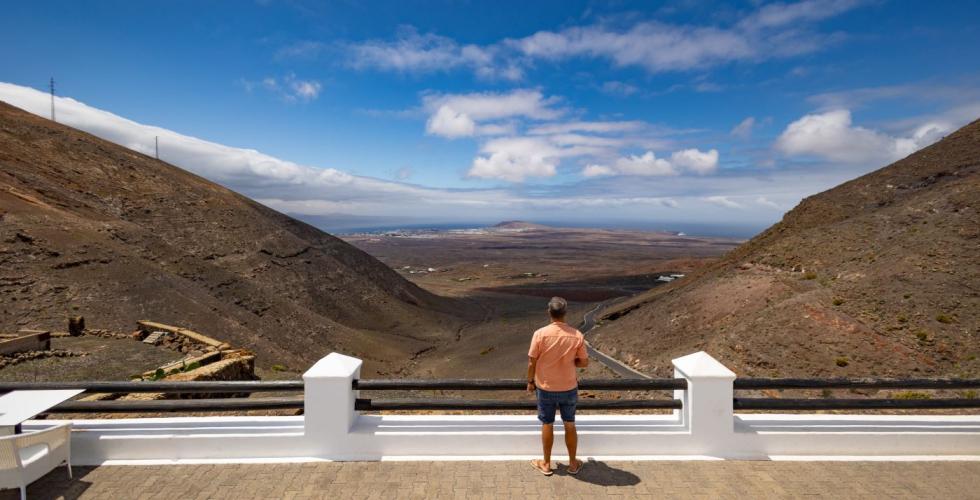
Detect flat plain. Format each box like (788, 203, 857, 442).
(342, 223, 740, 379)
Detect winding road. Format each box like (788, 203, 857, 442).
(578, 297, 651, 379)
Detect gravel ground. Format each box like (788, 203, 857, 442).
(0, 336, 180, 382)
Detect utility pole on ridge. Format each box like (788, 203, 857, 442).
(49, 77, 56, 122)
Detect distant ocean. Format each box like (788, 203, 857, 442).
(336, 223, 491, 234)
(327, 221, 767, 239)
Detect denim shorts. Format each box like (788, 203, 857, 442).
(536, 388, 578, 424)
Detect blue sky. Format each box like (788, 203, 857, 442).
(2, 0, 979, 235)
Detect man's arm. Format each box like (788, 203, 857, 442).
(574, 337, 589, 368)
(527, 330, 540, 393)
(526, 356, 537, 393)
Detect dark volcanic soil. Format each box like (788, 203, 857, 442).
(0, 101, 472, 374)
(590, 119, 980, 379)
(343, 226, 738, 379)
(344, 226, 736, 299)
(0, 336, 180, 382)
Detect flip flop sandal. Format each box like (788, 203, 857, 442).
(566, 460, 585, 475)
(530, 460, 553, 476)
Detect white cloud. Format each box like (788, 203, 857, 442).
(333, 1, 865, 79)
(346, 27, 475, 71)
(426, 105, 476, 138)
(9, 84, 276, 183)
(423, 89, 563, 138)
(463, 117, 716, 181)
(467, 137, 563, 182)
(418, 90, 715, 182)
(257, 77, 278, 91)
(511, 22, 754, 73)
(806, 82, 980, 116)
(424, 89, 562, 122)
(395, 166, 413, 180)
(343, 26, 519, 80)
(0, 81, 886, 230)
(468, 152, 559, 183)
(738, 0, 864, 30)
(506, 0, 862, 73)
(582, 148, 718, 178)
(693, 81, 724, 93)
(289, 79, 322, 100)
(241, 73, 322, 102)
(611, 151, 677, 176)
(474, 122, 517, 136)
(518, 196, 680, 209)
(705, 196, 742, 209)
(808, 85, 922, 110)
(731, 116, 756, 138)
(528, 120, 645, 135)
(546, 133, 627, 149)
(582, 164, 615, 177)
(669, 148, 719, 175)
(775, 109, 949, 165)
(600, 81, 639, 96)
(755, 196, 781, 209)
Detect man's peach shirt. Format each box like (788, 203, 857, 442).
(528, 321, 588, 392)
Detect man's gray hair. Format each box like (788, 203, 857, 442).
(548, 296, 567, 318)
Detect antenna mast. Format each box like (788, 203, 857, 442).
(155, 136, 159, 159)
(49, 77, 56, 122)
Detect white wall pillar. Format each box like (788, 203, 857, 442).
(672, 351, 736, 455)
(303, 352, 362, 455)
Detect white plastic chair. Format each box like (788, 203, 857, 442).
(0, 424, 72, 500)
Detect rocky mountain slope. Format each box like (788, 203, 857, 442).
(0, 102, 467, 371)
(591, 119, 979, 378)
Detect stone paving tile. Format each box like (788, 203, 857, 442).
(3, 460, 980, 499)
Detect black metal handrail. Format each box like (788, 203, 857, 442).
(731, 378, 980, 410)
(734, 398, 980, 410)
(9, 377, 976, 395)
(0, 381, 304, 414)
(352, 378, 684, 411)
(735, 378, 980, 390)
(5, 377, 979, 414)
(47, 397, 304, 413)
(356, 377, 980, 392)
(352, 377, 980, 412)
(354, 378, 687, 391)
(355, 398, 682, 411)
(0, 381, 303, 394)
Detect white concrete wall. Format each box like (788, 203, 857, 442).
(26, 351, 980, 464)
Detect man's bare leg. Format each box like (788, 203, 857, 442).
(540, 423, 554, 470)
(564, 422, 582, 472)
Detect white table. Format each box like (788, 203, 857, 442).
(0, 389, 84, 435)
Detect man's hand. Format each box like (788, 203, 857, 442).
(527, 356, 537, 394)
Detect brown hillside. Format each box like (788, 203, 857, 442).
(0, 101, 468, 372)
(590, 119, 980, 378)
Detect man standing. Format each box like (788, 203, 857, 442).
(527, 296, 589, 476)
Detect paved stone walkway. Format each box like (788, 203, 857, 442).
(4, 460, 980, 499)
